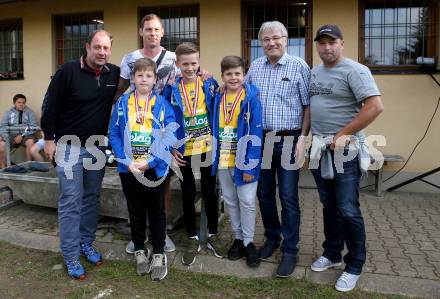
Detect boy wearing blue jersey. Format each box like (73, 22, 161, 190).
(211, 56, 263, 267)
(109, 58, 175, 281)
(163, 43, 226, 266)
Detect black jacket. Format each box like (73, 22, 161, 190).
(41, 57, 120, 144)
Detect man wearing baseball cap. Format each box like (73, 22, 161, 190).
(308, 24, 384, 292)
(313, 24, 344, 41)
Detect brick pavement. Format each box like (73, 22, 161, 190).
(0, 188, 439, 296)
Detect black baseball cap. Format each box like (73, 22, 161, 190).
(314, 24, 343, 41)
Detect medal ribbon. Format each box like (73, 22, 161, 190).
(134, 90, 152, 124)
(180, 77, 200, 116)
(222, 87, 244, 124)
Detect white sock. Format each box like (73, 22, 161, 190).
(189, 235, 199, 240)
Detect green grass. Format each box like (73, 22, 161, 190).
(0, 241, 410, 299)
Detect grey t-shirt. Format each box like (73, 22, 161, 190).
(120, 48, 178, 94)
(310, 58, 381, 136)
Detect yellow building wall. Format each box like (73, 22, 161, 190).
(199, 0, 241, 77)
(0, 0, 439, 175)
(372, 75, 440, 173)
(312, 0, 359, 65)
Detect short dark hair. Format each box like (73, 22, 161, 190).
(140, 14, 163, 29)
(86, 29, 113, 45)
(132, 57, 157, 75)
(13, 94, 26, 104)
(175, 42, 199, 59)
(221, 56, 245, 74)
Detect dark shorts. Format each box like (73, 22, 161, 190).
(5, 133, 38, 147)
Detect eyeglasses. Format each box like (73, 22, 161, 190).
(261, 36, 286, 44)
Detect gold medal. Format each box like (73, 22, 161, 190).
(181, 78, 200, 117)
(222, 87, 243, 124)
(135, 90, 152, 124)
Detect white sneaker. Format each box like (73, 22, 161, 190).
(126, 241, 135, 254)
(134, 249, 151, 276)
(127, 235, 175, 254)
(311, 256, 342, 272)
(150, 253, 168, 281)
(125, 238, 149, 255)
(335, 271, 360, 292)
(164, 234, 176, 253)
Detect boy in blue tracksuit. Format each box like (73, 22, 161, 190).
(162, 42, 226, 266)
(109, 58, 175, 281)
(211, 56, 263, 268)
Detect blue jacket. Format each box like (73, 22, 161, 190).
(211, 83, 263, 186)
(109, 91, 176, 177)
(162, 77, 218, 154)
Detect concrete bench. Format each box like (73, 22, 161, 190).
(371, 154, 404, 197)
(0, 162, 223, 240)
(0, 162, 183, 223)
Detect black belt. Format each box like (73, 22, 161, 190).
(263, 129, 301, 136)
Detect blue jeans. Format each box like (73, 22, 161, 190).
(257, 132, 301, 256)
(311, 155, 366, 275)
(56, 144, 105, 262)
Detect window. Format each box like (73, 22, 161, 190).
(0, 18, 23, 80)
(242, 0, 312, 68)
(360, 0, 438, 72)
(139, 5, 199, 51)
(54, 12, 104, 68)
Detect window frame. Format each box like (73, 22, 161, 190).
(138, 4, 200, 52)
(54, 12, 104, 69)
(0, 18, 23, 80)
(241, 0, 313, 69)
(359, 0, 439, 74)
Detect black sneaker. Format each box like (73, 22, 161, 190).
(276, 254, 297, 278)
(182, 238, 201, 266)
(245, 242, 260, 268)
(227, 239, 245, 261)
(258, 240, 279, 260)
(207, 234, 227, 258)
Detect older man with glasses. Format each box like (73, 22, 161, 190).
(245, 20, 311, 277)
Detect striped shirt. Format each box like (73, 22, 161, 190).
(246, 53, 310, 131)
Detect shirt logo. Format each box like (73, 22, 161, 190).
(320, 28, 332, 33)
(184, 116, 208, 127)
(219, 128, 237, 140)
(310, 82, 333, 97)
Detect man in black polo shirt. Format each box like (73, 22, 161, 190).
(41, 30, 119, 280)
